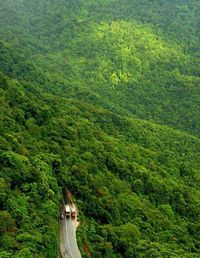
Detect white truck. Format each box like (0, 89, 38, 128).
(71, 204, 76, 219)
(65, 204, 71, 218)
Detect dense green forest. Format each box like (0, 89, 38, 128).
(0, 0, 199, 257)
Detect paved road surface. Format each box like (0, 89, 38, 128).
(60, 209, 82, 258)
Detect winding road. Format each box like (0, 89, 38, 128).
(60, 208, 82, 258)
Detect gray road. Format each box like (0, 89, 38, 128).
(60, 209, 82, 258)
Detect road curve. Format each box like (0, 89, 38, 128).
(60, 208, 82, 258)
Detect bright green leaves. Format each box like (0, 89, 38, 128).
(68, 19, 185, 88)
(158, 204, 175, 219)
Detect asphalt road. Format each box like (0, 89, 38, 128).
(60, 209, 82, 258)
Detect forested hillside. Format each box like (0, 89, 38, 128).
(0, 0, 199, 257)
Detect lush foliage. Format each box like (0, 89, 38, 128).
(0, 0, 199, 257)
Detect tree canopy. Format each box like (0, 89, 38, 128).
(0, 0, 199, 257)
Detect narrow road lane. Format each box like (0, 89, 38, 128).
(60, 208, 82, 258)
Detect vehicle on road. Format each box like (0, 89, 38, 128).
(71, 207, 76, 218)
(60, 213, 64, 220)
(65, 204, 71, 218)
(71, 203, 76, 219)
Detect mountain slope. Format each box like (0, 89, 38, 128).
(0, 0, 199, 136)
(0, 0, 199, 257)
(0, 71, 200, 257)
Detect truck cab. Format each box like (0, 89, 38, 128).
(65, 204, 71, 218)
(71, 203, 76, 219)
(71, 207, 76, 218)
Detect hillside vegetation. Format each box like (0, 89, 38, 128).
(0, 0, 199, 257)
